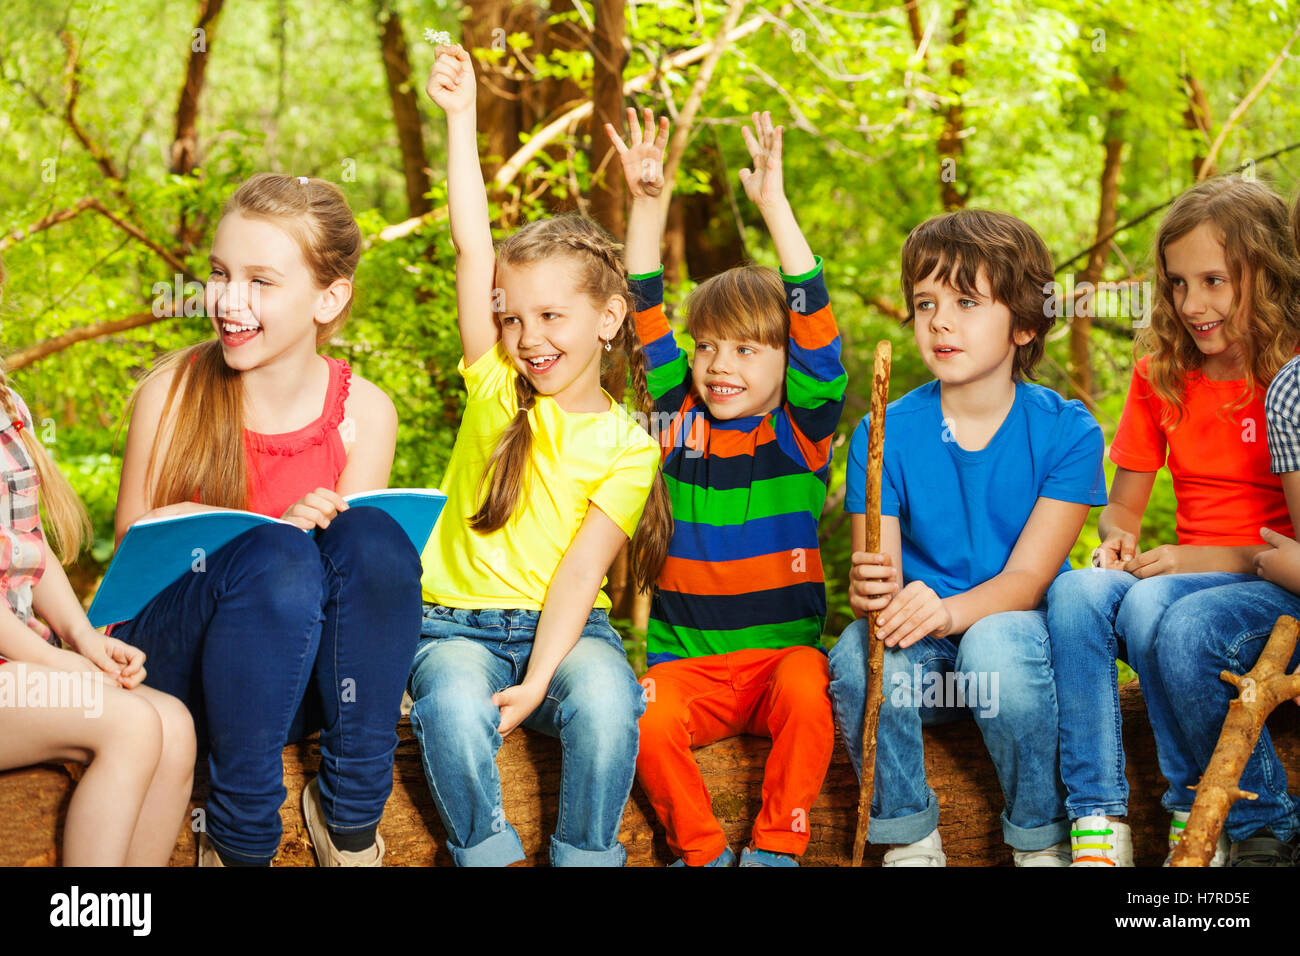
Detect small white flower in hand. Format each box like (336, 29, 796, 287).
(424, 28, 452, 45)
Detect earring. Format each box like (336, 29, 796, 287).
(603, 337, 612, 352)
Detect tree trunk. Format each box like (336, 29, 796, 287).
(171, 0, 225, 249)
(1070, 70, 1125, 410)
(464, 0, 529, 179)
(4, 681, 1262, 866)
(937, 3, 968, 210)
(587, 0, 628, 236)
(1183, 71, 1214, 180)
(375, 0, 433, 218)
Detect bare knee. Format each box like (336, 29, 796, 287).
(95, 690, 165, 770)
(143, 690, 197, 780)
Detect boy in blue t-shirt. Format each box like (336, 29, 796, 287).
(828, 209, 1106, 867)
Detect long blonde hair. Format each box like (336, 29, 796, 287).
(0, 255, 92, 561)
(129, 173, 363, 509)
(1139, 177, 1300, 426)
(469, 214, 673, 592)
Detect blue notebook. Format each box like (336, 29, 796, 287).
(87, 488, 446, 628)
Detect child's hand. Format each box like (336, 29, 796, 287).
(848, 551, 900, 618)
(1123, 544, 1188, 578)
(605, 107, 670, 200)
(425, 44, 475, 114)
(493, 681, 547, 737)
(1094, 530, 1138, 569)
(1256, 527, 1300, 597)
(877, 581, 953, 648)
(100, 637, 148, 689)
(738, 111, 786, 210)
(280, 487, 349, 531)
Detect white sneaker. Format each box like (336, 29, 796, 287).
(1069, 815, 1134, 866)
(302, 777, 385, 867)
(1014, 841, 1072, 867)
(197, 832, 225, 868)
(1163, 810, 1227, 866)
(882, 829, 946, 867)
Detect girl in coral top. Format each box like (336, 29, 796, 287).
(113, 174, 421, 867)
(1048, 178, 1300, 868)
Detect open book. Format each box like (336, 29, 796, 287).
(87, 488, 446, 628)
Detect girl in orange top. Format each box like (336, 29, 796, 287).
(1047, 177, 1300, 867)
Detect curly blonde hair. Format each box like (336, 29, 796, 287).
(1138, 177, 1300, 426)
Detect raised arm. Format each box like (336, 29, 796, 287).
(739, 112, 815, 277)
(607, 108, 690, 411)
(606, 107, 669, 276)
(427, 44, 497, 367)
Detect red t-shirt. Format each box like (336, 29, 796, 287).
(1110, 355, 1291, 545)
(242, 356, 351, 518)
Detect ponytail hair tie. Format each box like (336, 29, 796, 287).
(10, 419, 22, 434)
(297, 176, 308, 185)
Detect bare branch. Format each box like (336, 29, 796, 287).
(660, 0, 750, 227)
(0, 198, 99, 251)
(5, 309, 184, 371)
(1, 197, 193, 279)
(1198, 19, 1300, 181)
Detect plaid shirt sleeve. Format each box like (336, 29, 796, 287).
(1266, 356, 1300, 474)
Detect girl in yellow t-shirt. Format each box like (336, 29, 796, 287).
(409, 45, 669, 866)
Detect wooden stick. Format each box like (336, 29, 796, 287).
(852, 341, 892, 867)
(1170, 614, 1300, 866)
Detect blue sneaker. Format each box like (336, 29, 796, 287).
(669, 846, 736, 867)
(739, 847, 799, 867)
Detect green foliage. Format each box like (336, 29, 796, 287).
(1, 0, 1297, 638)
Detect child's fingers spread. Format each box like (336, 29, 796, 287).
(654, 115, 670, 148)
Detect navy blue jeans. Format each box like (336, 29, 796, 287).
(114, 506, 422, 864)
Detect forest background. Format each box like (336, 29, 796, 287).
(2, 0, 1299, 668)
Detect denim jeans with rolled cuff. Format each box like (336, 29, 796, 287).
(407, 603, 644, 866)
(829, 608, 1069, 852)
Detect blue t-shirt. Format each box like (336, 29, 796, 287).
(845, 379, 1106, 599)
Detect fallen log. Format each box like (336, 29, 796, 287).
(6, 680, 1294, 866)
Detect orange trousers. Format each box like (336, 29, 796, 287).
(636, 645, 835, 864)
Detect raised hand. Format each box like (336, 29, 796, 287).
(426, 44, 475, 114)
(605, 106, 670, 200)
(738, 111, 786, 209)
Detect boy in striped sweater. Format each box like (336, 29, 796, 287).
(606, 108, 845, 867)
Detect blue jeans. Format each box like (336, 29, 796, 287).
(114, 507, 422, 864)
(828, 609, 1068, 851)
(1155, 578, 1300, 841)
(407, 604, 644, 867)
(1047, 568, 1255, 820)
